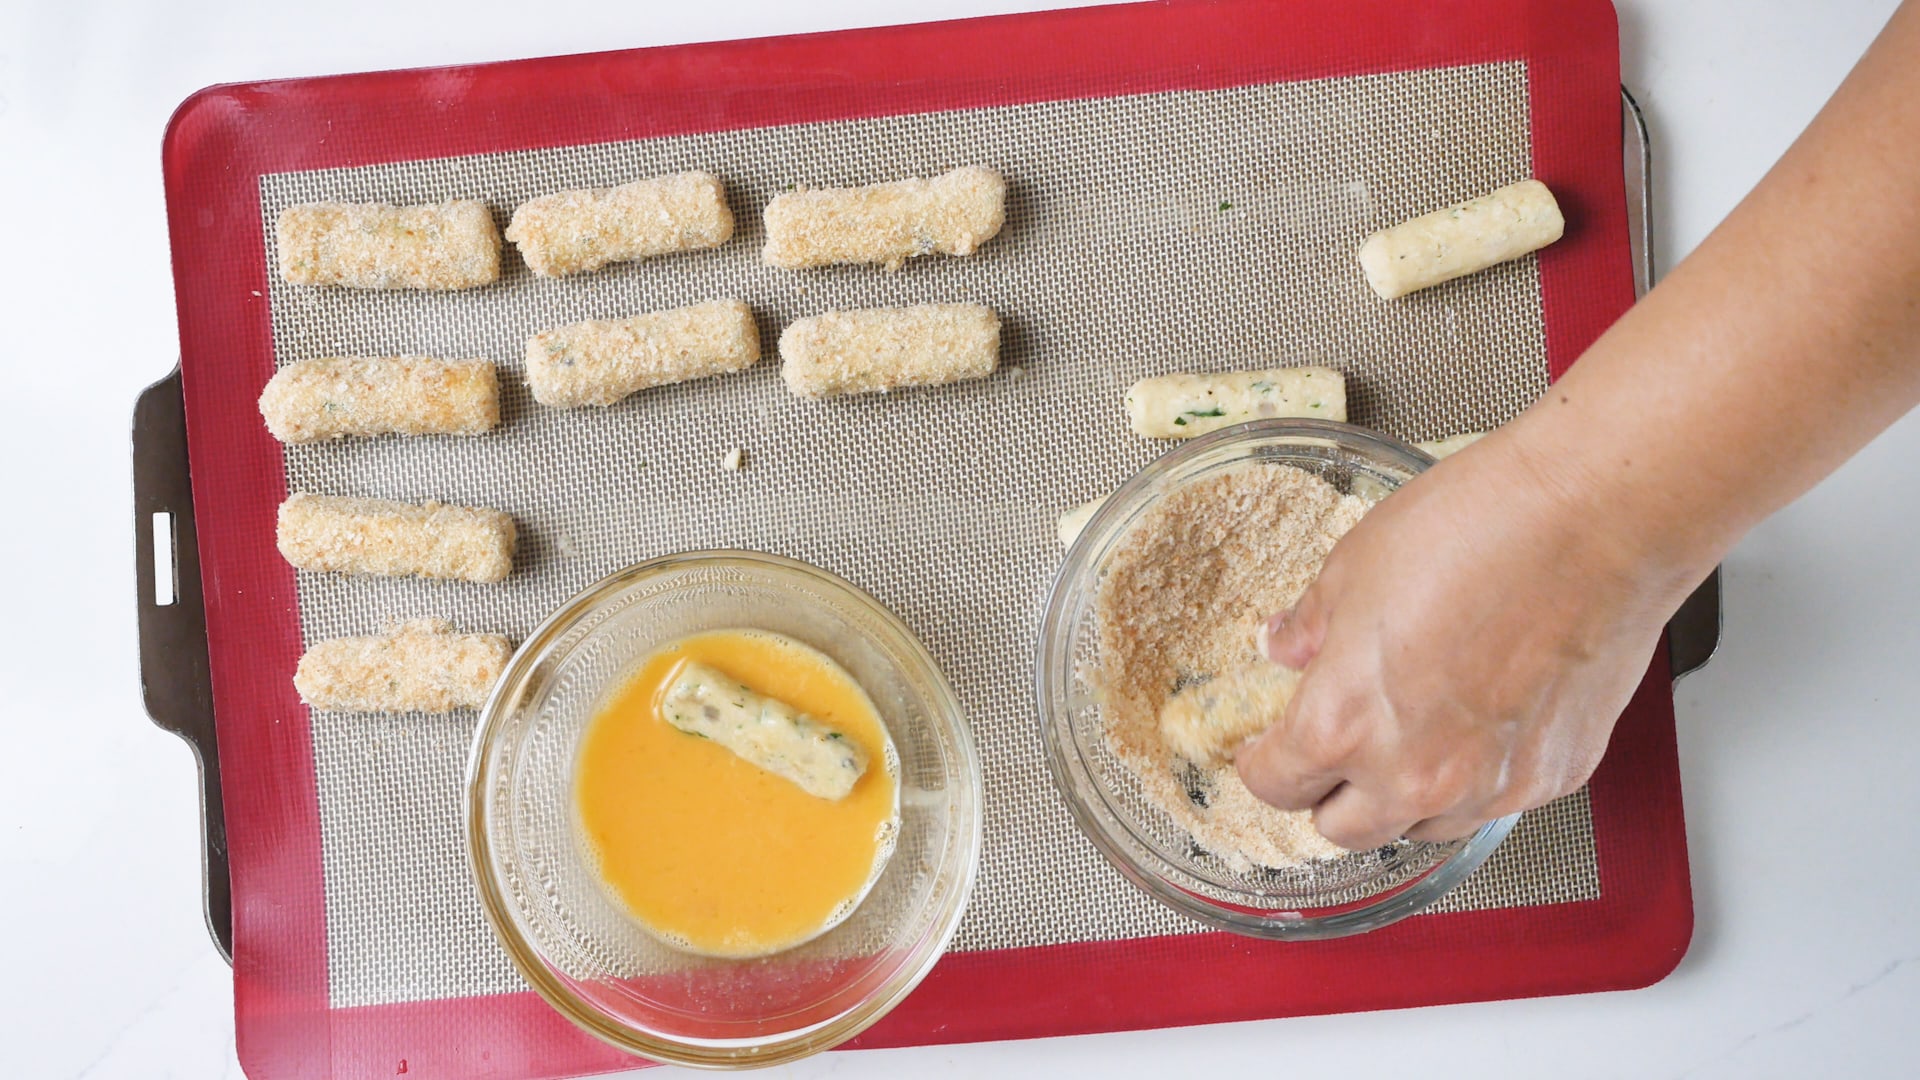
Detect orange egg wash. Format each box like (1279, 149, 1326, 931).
(574, 628, 899, 958)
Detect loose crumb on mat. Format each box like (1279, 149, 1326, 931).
(1093, 463, 1369, 871)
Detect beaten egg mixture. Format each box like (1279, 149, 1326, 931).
(574, 629, 899, 957)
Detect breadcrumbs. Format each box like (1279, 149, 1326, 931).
(763, 165, 1007, 271)
(293, 619, 511, 714)
(1094, 463, 1370, 871)
(276, 493, 516, 583)
(779, 304, 1000, 397)
(276, 200, 501, 291)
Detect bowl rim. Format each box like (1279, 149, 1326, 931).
(465, 548, 983, 1068)
(1034, 419, 1521, 940)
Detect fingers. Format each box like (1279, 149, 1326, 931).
(1401, 765, 1594, 843)
(1258, 580, 1330, 669)
(1235, 735, 1343, 811)
(1245, 659, 1510, 848)
(1403, 813, 1493, 844)
(1241, 563, 1342, 807)
(1310, 783, 1420, 852)
(1234, 654, 1358, 810)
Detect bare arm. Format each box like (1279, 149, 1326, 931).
(1238, 2, 1920, 848)
(1536, 0, 1920, 584)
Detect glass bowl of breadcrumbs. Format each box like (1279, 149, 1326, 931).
(1036, 419, 1519, 940)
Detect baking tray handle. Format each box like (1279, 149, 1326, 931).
(1625, 86, 1723, 681)
(133, 366, 233, 962)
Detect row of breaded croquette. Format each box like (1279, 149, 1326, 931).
(270, 168, 1009, 716)
(258, 300, 1003, 442)
(263, 163, 1015, 439)
(276, 164, 1008, 289)
(277, 491, 519, 713)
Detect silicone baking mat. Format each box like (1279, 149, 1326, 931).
(155, 1, 1691, 1075)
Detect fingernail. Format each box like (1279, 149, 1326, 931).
(1256, 610, 1290, 660)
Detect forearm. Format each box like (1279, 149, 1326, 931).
(1498, 1, 1920, 592)
(1240, 6, 1920, 844)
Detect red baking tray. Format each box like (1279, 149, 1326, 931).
(141, 1, 1696, 1076)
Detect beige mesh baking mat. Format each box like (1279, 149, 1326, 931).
(261, 60, 1596, 1010)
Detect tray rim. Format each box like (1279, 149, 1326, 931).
(140, 1, 1694, 1073)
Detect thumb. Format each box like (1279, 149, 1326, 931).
(1258, 579, 1330, 669)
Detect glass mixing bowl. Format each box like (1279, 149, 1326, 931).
(467, 551, 980, 1067)
(1035, 419, 1518, 939)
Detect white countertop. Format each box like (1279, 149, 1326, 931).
(2, 1, 1914, 1076)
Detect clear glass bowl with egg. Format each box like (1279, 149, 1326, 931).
(467, 551, 980, 1067)
(1036, 419, 1519, 939)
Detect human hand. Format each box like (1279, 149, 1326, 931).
(1244, 0, 1920, 850)
(1234, 434, 1696, 849)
